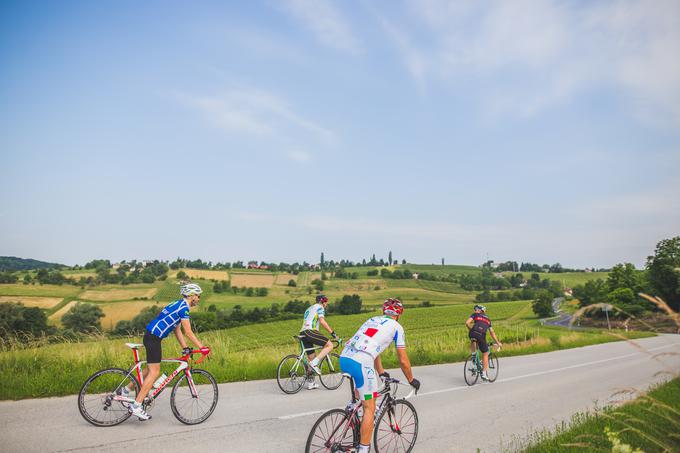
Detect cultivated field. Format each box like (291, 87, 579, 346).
(98, 300, 161, 330)
(230, 273, 275, 288)
(274, 273, 297, 285)
(48, 300, 79, 324)
(0, 296, 63, 309)
(172, 268, 229, 280)
(79, 287, 157, 301)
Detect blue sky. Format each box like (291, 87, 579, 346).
(1, 0, 679, 268)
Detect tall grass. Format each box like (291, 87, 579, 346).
(518, 377, 680, 453)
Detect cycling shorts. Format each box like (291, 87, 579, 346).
(339, 351, 379, 400)
(300, 329, 329, 355)
(143, 331, 162, 364)
(469, 331, 489, 353)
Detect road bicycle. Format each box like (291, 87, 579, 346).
(78, 342, 218, 426)
(305, 374, 419, 453)
(276, 335, 345, 394)
(464, 341, 500, 386)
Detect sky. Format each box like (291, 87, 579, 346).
(1, 0, 679, 269)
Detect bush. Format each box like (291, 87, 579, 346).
(0, 302, 52, 338)
(62, 303, 104, 333)
(532, 291, 554, 318)
(288, 279, 297, 287)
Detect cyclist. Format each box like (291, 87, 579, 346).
(465, 304, 502, 381)
(125, 283, 209, 420)
(339, 298, 420, 453)
(299, 294, 338, 389)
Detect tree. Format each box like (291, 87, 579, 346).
(332, 294, 363, 315)
(573, 279, 608, 307)
(607, 263, 641, 292)
(62, 303, 104, 333)
(646, 236, 680, 312)
(288, 279, 297, 287)
(320, 252, 325, 269)
(0, 302, 51, 338)
(388, 251, 393, 265)
(532, 291, 554, 317)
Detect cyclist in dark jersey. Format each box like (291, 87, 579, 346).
(465, 304, 502, 381)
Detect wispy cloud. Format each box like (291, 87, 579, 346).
(177, 89, 337, 145)
(285, 149, 312, 163)
(384, 0, 680, 126)
(282, 0, 361, 54)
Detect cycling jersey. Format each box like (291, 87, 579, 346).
(469, 313, 492, 336)
(341, 316, 406, 360)
(340, 316, 406, 400)
(301, 303, 325, 331)
(146, 299, 190, 339)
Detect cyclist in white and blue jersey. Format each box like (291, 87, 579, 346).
(127, 283, 209, 421)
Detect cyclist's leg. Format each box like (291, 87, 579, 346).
(478, 338, 490, 373)
(359, 398, 376, 451)
(306, 331, 331, 367)
(136, 332, 162, 404)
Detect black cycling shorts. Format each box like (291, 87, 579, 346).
(469, 331, 489, 353)
(143, 331, 162, 364)
(300, 329, 329, 355)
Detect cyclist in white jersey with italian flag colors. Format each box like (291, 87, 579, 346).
(340, 298, 420, 453)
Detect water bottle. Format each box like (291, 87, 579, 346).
(153, 373, 167, 389)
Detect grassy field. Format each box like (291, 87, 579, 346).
(533, 271, 610, 288)
(519, 377, 680, 452)
(0, 300, 652, 400)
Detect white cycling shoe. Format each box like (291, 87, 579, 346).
(481, 372, 489, 381)
(306, 379, 319, 390)
(129, 403, 152, 421)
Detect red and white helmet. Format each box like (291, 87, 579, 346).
(383, 298, 404, 317)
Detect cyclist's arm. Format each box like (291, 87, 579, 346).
(374, 356, 385, 375)
(319, 317, 334, 336)
(396, 348, 414, 382)
(180, 318, 205, 349)
(465, 318, 474, 330)
(489, 327, 501, 346)
(174, 325, 188, 349)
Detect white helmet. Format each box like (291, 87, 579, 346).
(180, 283, 203, 297)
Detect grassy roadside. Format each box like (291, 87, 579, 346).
(518, 376, 680, 452)
(0, 300, 653, 400)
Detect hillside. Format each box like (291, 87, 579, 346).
(0, 256, 64, 272)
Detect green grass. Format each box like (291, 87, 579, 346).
(0, 300, 652, 400)
(401, 264, 482, 276)
(507, 271, 610, 288)
(520, 377, 680, 452)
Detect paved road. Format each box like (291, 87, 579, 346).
(1, 335, 679, 453)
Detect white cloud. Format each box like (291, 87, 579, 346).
(286, 149, 311, 163)
(387, 0, 680, 126)
(282, 0, 361, 53)
(177, 89, 337, 145)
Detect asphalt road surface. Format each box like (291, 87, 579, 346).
(1, 334, 678, 453)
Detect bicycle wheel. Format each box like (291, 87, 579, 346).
(305, 408, 358, 453)
(463, 355, 479, 386)
(487, 353, 499, 382)
(277, 354, 306, 394)
(374, 399, 419, 453)
(78, 367, 139, 427)
(170, 369, 219, 425)
(319, 353, 345, 390)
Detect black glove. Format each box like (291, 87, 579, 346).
(331, 331, 339, 340)
(379, 372, 391, 379)
(182, 347, 192, 356)
(409, 378, 421, 391)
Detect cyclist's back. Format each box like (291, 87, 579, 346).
(341, 315, 405, 361)
(147, 299, 190, 338)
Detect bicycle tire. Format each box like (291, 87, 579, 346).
(373, 399, 419, 453)
(170, 369, 219, 425)
(319, 352, 345, 390)
(487, 353, 499, 382)
(463, 356, 479, 386)
(305, 408, 358, 453)
(78, 367, 140, 427)
(276, 354, 306, 394)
